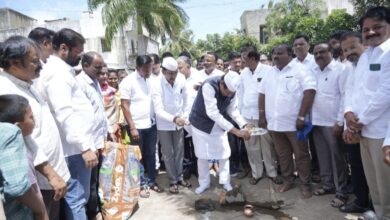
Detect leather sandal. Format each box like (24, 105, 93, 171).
(150, 183, 164, 193)
(140, 185, 150, 198)
(249, 177, 261, 185)
(331, 195, 348, 208)
(313, 187, 335, 196)
(268, 176, 283, 185)
(178, 180, 192, 188)
(169, 184, 179, 194)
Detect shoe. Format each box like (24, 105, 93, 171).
(339, 202, 368, 213)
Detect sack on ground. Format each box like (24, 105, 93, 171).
(99, 141, 142, 219)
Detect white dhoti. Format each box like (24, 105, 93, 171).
(191, 125, 231, 160)
(191, 125, 232, 193)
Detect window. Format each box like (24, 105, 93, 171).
(259, 25, 268, 44)
(101, 38, 111, 52)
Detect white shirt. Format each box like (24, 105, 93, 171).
(150, 72, 162, 81)
(152, 74, 186, 130)
(202, 83, 247, 134)
(384, 121, 390, 147)
(311, 60, 348, 126)
(76, 71, 109, 149)
(0, 71, 70, 189)
(182, 71, 201, 120)
(293, 53, 316, 70)
(240, 63, 273, 120)
(258, 61, 317, 132)
(197, 68, 224, 83)
(36, 55, 96, 157)
(119, 71, 154, 129)
(344, 38, 390, 139)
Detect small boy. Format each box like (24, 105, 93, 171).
(0, 94, 48, 220)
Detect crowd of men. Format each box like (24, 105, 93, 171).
(0, 5, 389, 220)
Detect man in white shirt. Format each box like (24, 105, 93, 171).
(339, 31, 371, 214)
(227, 52, 242, 74)
(240, 46, 279, 185)
(310, 43, 349, 207)
(292, 34, 320, 183)
(178, 56, 199, 120)
(293, 35, 316, 69)
(189, 71, 251, 194)
(329, 31, 347, 63)
(177, 55, 200, 180)
(76, 51, 111, 219)
(259, 44, 316, 199)
(216, 58, 225, 71)
(150, 53, 162, 77)
(0, 36, 68, 219)
(37, 28, 98, 220)
(197, 53, 224, 83)
(150, 53, 163, 172)
(152, 57, 191, 194)
(344, 7, 390, 219)
(227, 51, 249, 178)
(120, 55, 164, 194)
(28, 27, 55, 63)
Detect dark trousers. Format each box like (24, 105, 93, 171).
(128, 125, 158, 185)
(309, 131, 320, 175)
(86, 154, 103, 220)
(347, 143, 370, 207)
(183, 130, 198, 179)
(41, 190, 60, 220)
(86, 166, 99, 220)
(270, 131, 311, 185)
(228, 132, 241, 173)
(312, 126, 348, 196)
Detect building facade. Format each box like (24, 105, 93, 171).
(0, 7, 158, 70)
(240, 0, 354, 44)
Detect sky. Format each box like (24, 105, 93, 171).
(0, 0, 269, 40)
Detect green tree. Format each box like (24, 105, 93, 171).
(194, 32, 259, 61)
(160, 29, 202, 59)
(263, 0, 356, 54)
(87, 0, 188, 45)
(265, 0, 326, 37)
(324, 9, 358, 35)
(349, 0, 390, 18)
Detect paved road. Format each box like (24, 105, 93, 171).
(131, 171, 360, 220)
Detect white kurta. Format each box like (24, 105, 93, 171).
(191, 82, 246, 160)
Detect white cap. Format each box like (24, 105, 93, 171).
(161, 57, 178, 71)
(224, 71, 240, 92)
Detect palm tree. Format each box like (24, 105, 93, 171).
(87, 0, 189, 46)
(161, 29, 194, 57)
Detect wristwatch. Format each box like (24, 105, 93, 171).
(297, 116, 305, 121)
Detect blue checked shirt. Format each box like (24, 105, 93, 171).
(0, 123, 33, 220)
